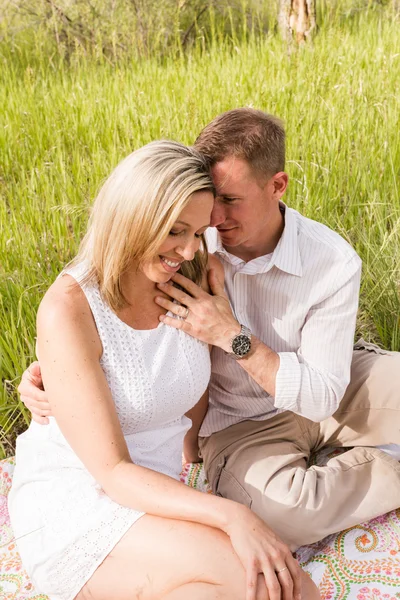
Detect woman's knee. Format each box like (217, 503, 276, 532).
(206, 539, 268, 600)
(203, 577, 267, 600)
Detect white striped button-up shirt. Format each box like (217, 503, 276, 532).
(200, 203, 362, 437)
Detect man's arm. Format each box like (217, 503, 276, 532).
(238, 256, 361, 421)
(155, 255, 361, 423)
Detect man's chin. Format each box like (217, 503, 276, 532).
(219, 234, 241, 248)
(218, 229, 240, 243)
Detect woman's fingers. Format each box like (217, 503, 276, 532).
(261, 561, 282, 600)
(286, 554, 303, 600)
(246, 563, 259, 600)
(276, 567, 294, 600)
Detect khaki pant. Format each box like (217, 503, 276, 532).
(199, 340, 400, 550)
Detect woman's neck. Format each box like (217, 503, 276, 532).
(116, 267, 169, 330)
(119, 267, 158, 306)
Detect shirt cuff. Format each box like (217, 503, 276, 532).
(274, 352, 302, 411)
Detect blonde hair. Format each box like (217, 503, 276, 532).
(74, 140, 214, 310)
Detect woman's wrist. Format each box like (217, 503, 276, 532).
(216, 498, 252, 534)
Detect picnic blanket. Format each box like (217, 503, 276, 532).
(1, 453, 400, 599)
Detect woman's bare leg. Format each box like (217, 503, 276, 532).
(76, 514, 320, 600)
(163, 582, 247, 599)
(301, 572, 320, 600)
(164, 574, 320, 600)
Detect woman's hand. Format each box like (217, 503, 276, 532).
(182, 435, 203, 464)
(18, 361, 52, 424)
(224, 505, 302, 600)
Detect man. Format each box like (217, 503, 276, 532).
(154, 108, 400, 549)
(20, 109, 400, 553)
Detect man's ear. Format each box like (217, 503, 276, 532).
(272, 172, 289, 199)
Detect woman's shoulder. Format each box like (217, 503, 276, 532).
(200, 253, 224, 293)
(37, 275, 102, 358)
(207, 253, 224, 282)
(38, 275, 94, 336)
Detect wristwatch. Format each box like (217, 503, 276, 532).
(228, 324, 252, 359)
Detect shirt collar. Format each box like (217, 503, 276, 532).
(209, 202, 303, 277)
(270, 203, 303, 277)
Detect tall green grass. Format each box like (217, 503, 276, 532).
(1, 5, 400, 457)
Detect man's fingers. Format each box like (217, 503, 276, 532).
(18, 376, 43, 396)
(31, 414, 50, 425)
(159, 314, 188, 331)
(22, 361, 44, 388)
(27, 361, 42, 380)
(157, 282, 194, 306)
(20, 395, 51, 412)
(18, 382, 47, 403)
(154, 296, 189, 319)
(170, 272, 204, 297)
(22, 399, 52, 416)
(29, 405, 52, 418)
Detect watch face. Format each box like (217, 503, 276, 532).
(232, 334, 251, 356)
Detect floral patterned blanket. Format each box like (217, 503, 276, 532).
(2, 455, 400, 600)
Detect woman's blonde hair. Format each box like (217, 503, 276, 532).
(74, 140, 214, 310)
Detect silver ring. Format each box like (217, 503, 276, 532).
(276, 567, 288, 574)
(182, 307, 189, 320)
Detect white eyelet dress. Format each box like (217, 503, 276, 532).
(8, 264, 211, 600)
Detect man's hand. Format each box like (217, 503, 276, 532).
(155, 268, 240, 351)
(18, 361, 52, 424)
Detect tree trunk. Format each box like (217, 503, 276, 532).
(279, 0, 317, 43)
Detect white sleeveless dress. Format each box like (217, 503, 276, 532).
(8, 265, 211, 600)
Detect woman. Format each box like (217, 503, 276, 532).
(10, 140, 320, 600)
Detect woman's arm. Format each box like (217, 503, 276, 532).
(206, 253, 225, 291)
(37, 276, 235, 529)
(27, 273, 302, 600)
(183, 389, 208, 463)
(182, 254, 225, 463)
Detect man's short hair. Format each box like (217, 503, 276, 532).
(194, 108, 285, 178)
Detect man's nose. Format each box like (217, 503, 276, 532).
(210, 200, 226, 227)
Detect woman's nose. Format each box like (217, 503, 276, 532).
(177, 237, 200, 261)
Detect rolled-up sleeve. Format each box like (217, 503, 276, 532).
(274, 255, 362, 422)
